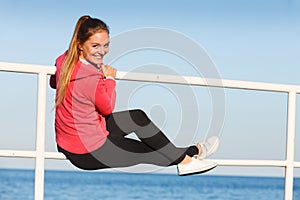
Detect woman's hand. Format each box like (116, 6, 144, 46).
(101, 64, 117, 79)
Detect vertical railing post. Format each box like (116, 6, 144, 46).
(34, 72, 47, 200)
(284, 90, 297, 200)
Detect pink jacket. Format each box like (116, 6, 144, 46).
(50, 52, 116, 154)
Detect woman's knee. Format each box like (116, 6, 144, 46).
(129, 109, 151, 126)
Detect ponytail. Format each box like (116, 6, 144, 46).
(55, 16, 90, 107)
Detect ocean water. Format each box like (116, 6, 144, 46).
(0, 169, 300, 200)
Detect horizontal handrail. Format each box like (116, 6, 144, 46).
(0, 150, 66, 160)
(1, 61, 300, 93)
(117, 71, 300, 93)
(1, 149, 300, 168)
(0, 62, 55, 74)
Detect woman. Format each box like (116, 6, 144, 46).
(50, 15, 219, 176)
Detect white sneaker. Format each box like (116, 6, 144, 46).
(177, 158, 217, 176)
(196, 136, 220, 159)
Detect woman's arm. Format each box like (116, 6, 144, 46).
(94, 78, 116, 116)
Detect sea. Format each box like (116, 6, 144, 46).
(0, 169, 300, 200)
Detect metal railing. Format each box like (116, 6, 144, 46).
(0, 61, 299, 200)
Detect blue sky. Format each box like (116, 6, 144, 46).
(0, 0, 300, 177)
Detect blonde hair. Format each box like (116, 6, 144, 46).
(56, 15, 109, 106)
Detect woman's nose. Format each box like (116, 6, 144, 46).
(98, 46, 105, 55)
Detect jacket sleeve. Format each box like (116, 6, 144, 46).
(50, 51, 67, 89)
(94, 78, 116, 116)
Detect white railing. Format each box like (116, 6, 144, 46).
(0, 61, 299, 200)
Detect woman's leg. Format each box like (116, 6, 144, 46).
(91, 134, 179, 168)
(104, 109, 198, 165)
(58, 133, 180, 170)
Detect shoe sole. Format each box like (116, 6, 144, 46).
(177, 164, 217, 176)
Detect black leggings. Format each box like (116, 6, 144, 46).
(58, 109, 198, 170)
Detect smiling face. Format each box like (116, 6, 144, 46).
(78, 31, 110, 66)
